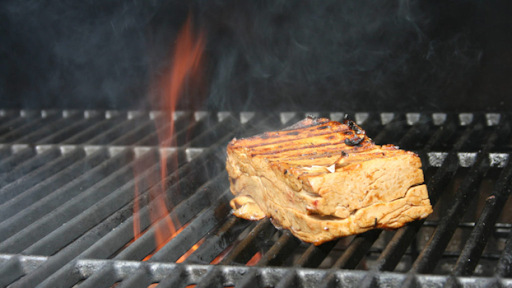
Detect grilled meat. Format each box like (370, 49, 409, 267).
(226, 116, 433, 245)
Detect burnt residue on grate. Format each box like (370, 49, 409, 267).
(0, 110, 511, 288)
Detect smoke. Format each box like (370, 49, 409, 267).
(0, 0, 164, 109)
(202, 0, 482, 112)
(0, 0, 482, 111)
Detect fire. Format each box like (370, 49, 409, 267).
(159, 12, 205, 149)
(133, 183, 141, 240)
(142, 224, 188, 261)
(132, 12, 206, 256)
(176, 238, 206, 263)
(246, 252, 262, 266)
(210, 245, 234, 264)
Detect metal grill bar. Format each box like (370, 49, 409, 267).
(60, 113, 126, 144)
(159, 113, 218, 146)
(313, 118, 456, 288)
(365, 124, 478, 272)
(39, 150, 211, 257)
(318, 114, 454, 277)
(77, 263, 118, 288)
(102, 193, 233, 288)
(85, 114, 150, 145)
(496, 230, 512, 278)
(4, 256, 512, 288)
(108, 119, 158, 146)
(0, 112, 34, 137)
(256, 231, 302, 267)
(0, 111, 511, 287)
(295, 236, 341, 268)
(195, 266, 224, 288)
(451, 160, 512, 276)
(317, 115, 484, 288)
(115, 174, 229, 261)
(150, 191, 232, 262)
(14, 113, 267, 287)
(10, 151, 196, 287)
(0, 146, 11, 160)
(0, 146, 62, 189)
(132, 112, 192, 146)
(111, 113, 299, 288)
(0, 147, 99, 210)
(372, 113, 407, 145)
(35, 111, 103, 144)
(0, 111, 62, 143)
(14, 112, 83, 144)
(0, 149, 141, 253)
(184, 216, 250, 264)
(395, 118, 509, 287)
(0, 146, 35, 174)
(156, 265, 188, 288)
(80, 179, 231, 288)
(218, 218, 274, 265)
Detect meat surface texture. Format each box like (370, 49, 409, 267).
(226, 116, 433, 245)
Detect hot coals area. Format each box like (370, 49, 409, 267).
(0, 110, 511, 287)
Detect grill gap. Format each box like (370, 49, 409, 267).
(0, 111, 511, 287)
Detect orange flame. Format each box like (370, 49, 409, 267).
(133, 183, 141, 241)
(176, 238, 206, 263)
(210, 245, 234, 264)
(142, 224, 188, 261)
(160, 12, 205, 148)
(132, 12, 205, 257)
(246, 252, 262, 266)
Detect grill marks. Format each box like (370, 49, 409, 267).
(230, 118, 373, 166)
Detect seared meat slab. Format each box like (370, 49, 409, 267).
(226, 116, 433, 245)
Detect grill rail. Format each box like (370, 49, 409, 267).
(0, 110, 511, 287)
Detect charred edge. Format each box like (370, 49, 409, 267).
(341, 151, 348, 157)
(345, 119, 363, 134)
(344, 137, 364, 146)
(374, 218, 378, 227)
(317, 125, 330, 130)
(284, 169, 288, 175)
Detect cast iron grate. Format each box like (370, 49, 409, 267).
(0, 110, 511, 288)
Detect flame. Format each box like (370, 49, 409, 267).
(246, 252, 262, 266)
(132, 12, 205, 257)
(142, 224, 188, 261)
(159, 12, 205, 149)
(176, 238, 206, 263)
(133, 183, 141, 241)
(210, 245, 234, 264)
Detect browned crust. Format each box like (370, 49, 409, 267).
(226, 117, 433, 245)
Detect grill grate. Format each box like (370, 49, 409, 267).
(0, 110, 511, 287)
